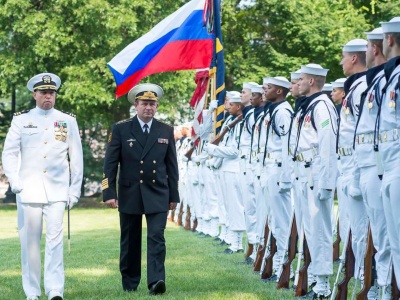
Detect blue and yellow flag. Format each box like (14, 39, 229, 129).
(206, 0, 225, 135)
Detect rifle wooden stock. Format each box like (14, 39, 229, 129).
(392, 270, 400, 300)
(211, 114, 243, 146)
(177, 202, 184, 226)
(184, 144, 197, 160)
(261, 235, 277, 280)
(277, 215, 298, 289)
(356, 227, 375, 300)
(184, 206, 191, 230)
(254, 219, 269, 272)
(336, 231, 355, 300)
(295, 237, 311, 297)
(333, 219, 341, 262)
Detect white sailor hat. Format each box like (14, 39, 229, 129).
(322, 83, 333, 92)
(331, 78, 347, 89)
(247, 82, 262, 93)
(381, 17, 400, 33)
(27, 73, 61, 92)
(342, 39, 368, 52)
(128, 83, 164, 104)
(365, 27, 384, 40)
(263, 76, 291, 89)
(243, 82, 258, 90)
(228, 94, 242, 103)
(290, 69, 302, 80)
(182, 122, 192, 129)
(300, 63, 329, 77)
(226, 91, 241, 99)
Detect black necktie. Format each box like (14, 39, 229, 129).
(143, 124, 149, 135)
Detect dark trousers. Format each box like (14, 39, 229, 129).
(119, 211, 167, 291)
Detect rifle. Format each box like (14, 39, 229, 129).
(331, 226, 351, 299)
(177, 201, 184, 226)
(211, 114, 243, 146)
(335, 231, 355, 300)
(355, 226, 374, 300)
(333, 218, 341, 262)
(277, 214, 298, 289)
(184, 205, 191, 230)
(392, 270, 400, 300)
(293, 226, 304, 290)
(254, 218, 269, 272)
(261, 233, 277, 280)
(295, 236, 311, 297)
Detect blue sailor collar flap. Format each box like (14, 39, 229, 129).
(158, 138, 168, 144)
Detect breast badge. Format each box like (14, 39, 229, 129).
(54, 121, 67, 142)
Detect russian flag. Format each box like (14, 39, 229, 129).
(108, 0, 214, 98)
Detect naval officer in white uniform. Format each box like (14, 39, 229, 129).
(2, 73, 83, 300)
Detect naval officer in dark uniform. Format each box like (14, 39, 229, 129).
(102, 83, 180, 295)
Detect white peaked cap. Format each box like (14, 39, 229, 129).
(381, 17, 400, 33)
(300, 63, 329, 77)
(243, 81, 258, 89)
(365, 27, 384, 40)
(226, 91, 241, 99)
(322, 83, 333, 92)
(331, 78, 347, 89)
(263, 76, 291, 89)
(342, 39, 368, 52)
(290, 69, 302, 80)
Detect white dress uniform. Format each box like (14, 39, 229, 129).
(337, 72, 369, 280)
(354, 64, 392, 287)
(2, 104, 83, 298)
(378, 54, 400, 288)
(260, 99, 294, 275)
(237, 105, 258, 246)
(294, 91, 338, 288)
(205, 115, 246, 252)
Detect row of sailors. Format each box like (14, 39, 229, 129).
(171, 17, 400, 300)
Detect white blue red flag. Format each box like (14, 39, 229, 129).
(108, 0, 214, 98)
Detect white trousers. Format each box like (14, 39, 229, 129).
(340, 172, 369, 279)
(239, 161, 258, 244)
(220, 171, 246, 231)
(17, 201, 66, 297)
(260, 163, 292, 259)
(214, 169, 228, 226)
(381, 164, 400, 288)
(299, 178, 333, 276)
(359, 165, 392, 286)
(335, 175, 350, 243)
(292, 179, 304, 239)
(202, 166, 219, 220)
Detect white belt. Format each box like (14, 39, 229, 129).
(356, 133, 374, 145)
(379, 129, 399, 143)
(296, 147, 318, 162)
(338, 146, 353, 157)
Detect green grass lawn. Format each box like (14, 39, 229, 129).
(0, 203, 352, 300)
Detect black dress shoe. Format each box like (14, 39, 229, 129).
(261, 274, 278, 282)
(298, 290, 331, 299)
(149, 280, 166, 295)
(224, 248, 234, 254)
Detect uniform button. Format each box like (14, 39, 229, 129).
(140, 161, 144, 164)
(153, 160, 156, 164)
(153, 170, 156, 173)
(44, 141, 48, 144)
(43, 170, 46, 173)
(44, 155, 47, 158)
(140, 180, 143, 183)
(152, 180, 155, 183)
(140, 170, 143, 174)
(45, 128, 48, 130)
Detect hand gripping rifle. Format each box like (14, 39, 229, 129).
(277, 213, 298, 289)
(295, 234, 311, 297)
(211, 114, 243, 146)
(254, 218, 269, 272)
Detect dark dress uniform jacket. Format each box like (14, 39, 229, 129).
(103, 116, 180, 213)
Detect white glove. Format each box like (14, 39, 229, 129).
(10, 179, 23, 194)
(349, 185, 363, 200)
(209, 100, 218, 112)
(182, 156, 189, 162)
(278, 182, 292, 193)
(68, 195, 79, 209)
(317, 189, 333, 201)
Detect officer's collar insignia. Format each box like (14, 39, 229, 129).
(23, 122, 37, 128)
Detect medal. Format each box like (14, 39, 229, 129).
(389, 101, 396, 108)
(368, 102, 373, 109)
(345, 107, 350, 115)
(368, 93, 374, 109)
(389, 90, 396, 108)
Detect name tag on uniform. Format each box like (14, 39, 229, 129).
(158, 138, 168, 144)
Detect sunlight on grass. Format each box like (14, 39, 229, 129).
(68, 267, 112, 277)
